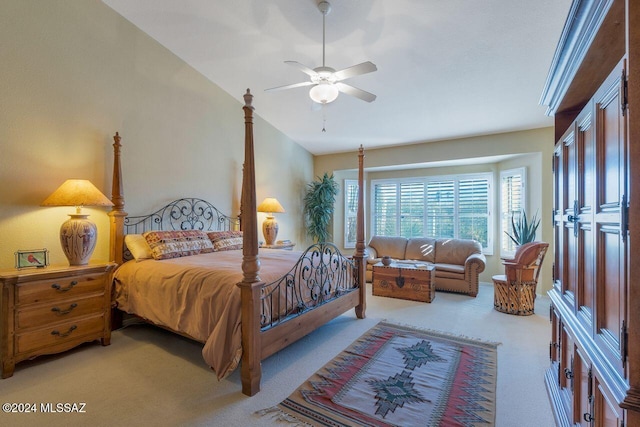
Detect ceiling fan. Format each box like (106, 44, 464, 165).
(265, 0, 377, 104)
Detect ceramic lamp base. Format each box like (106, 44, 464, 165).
(262, 216, 279, 246)
(60, 214, 97, 266)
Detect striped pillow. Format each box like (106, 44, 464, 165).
(143, 230, 214, 260)
(208, 231, 243, 251)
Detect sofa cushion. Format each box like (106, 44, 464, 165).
(435, 268, 465, 279)
(368, 236, 408, 260)
(405, 238, 436, 263)
(434, 263, 464, 274)
(435, 238, 482, 264)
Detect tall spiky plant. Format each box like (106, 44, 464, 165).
(505, 210, 540, 246)
(303, 173, 339, 243)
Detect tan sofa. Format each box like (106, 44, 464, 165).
(366, 236, 486, 297)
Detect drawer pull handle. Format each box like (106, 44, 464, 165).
(51, 281, 78, 292)
(51, 325, 77, 338)
(51, 303, 78, 315)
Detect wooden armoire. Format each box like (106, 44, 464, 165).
(540, 0, 640, 426)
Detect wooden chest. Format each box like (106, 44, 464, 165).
(372, 263, 435, 303)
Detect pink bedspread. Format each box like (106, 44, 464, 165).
(113, 248, 302, 379)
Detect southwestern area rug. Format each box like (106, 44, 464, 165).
(259, 322, 499, 427)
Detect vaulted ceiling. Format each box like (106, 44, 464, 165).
(103, 0, 572, 155)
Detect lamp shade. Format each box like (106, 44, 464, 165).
(257, 198, 285, 214)
(41, 179, 114, 208)
(309, 82, 339, 104)
(41, 179, 113, 266)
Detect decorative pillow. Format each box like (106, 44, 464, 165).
(124, 234, 153, 262)
(143, 230, 215, 260)
(208, 230, 243, 251)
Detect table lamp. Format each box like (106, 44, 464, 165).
(41, 179, 114, 266)
(257, 197, 285, 246)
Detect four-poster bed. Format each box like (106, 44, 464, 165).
(108, 89, 366, 396)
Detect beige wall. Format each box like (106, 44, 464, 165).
(0, 0, 312, 270)
(316, 127, 555, 292)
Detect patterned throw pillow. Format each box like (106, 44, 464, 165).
(208, 230, 243, 251)
(143, 230, 215, 260)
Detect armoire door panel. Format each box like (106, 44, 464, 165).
(578, 223, 594, 327)
(554, 144, 566, 293)
(560, 325, 575, 421)
(576, 107, 596, 330)
(596, 224, 625, 375)
(574, 348, 590, 426)
(577, 111, 595, 208)
(563, 130, 579, 304)
(592, 61, 628, 379)
(595, 377, 624, 427)
(565, 223, 578, 304)
(595, 74, 624, 211)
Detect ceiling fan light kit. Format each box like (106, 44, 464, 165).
(265, 0, 377, 105)
(309, 82, 339, 104)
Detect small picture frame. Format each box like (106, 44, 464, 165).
(15, 249, 49, 269)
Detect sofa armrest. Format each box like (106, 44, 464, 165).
(366, 246, 378, 260)
(465, 252, 486, 275)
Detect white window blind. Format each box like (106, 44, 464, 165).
(426, 180, 455, 238)
(373, 183, 398, 236)
(344, 179, 359, 248)
(458, 178, 489, 244)
(400, 182, 424, 238)
(372, 174, 492, 251)
(500, 168, 526, 254)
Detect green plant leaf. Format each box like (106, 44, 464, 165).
(303, 173, 339, 243)
(505, 209, 540, 246)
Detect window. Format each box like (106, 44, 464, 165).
(372, 182, 398, 236)
(372, 173, 492, 252)
(458, 178, 490, 245)
(500, 168, 526, 255)
(372, 181, 425, 238)
(426, 180, 454, 238)
(344, 179, 359, 248)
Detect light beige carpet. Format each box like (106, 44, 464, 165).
(0, 283, 555, 427)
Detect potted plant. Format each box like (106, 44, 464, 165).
(303, 173, 339, 243)
(505, 209, 540, 246)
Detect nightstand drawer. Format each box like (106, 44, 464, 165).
(16, 294, 106, 330)
(17, 273, 106, 305)
(16, 314, 105, 354)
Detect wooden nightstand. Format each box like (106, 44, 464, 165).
(259, 241, 296, 250)
(0, 262, 116, 378)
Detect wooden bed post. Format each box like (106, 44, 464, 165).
(353, 145, 366, 319)
(237, 89, 264, 396)
(108, 132, 127, 330)
(109, 132, 127, 266)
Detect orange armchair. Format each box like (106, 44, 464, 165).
(492, 242, 549, 315)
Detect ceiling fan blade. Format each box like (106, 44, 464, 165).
(285, 61, 318, 77)
(335, 82, 377, 102)
(333, 61, 377, 81)
(265, 81, 315, 92)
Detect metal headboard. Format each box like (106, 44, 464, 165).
(123, 198, 240, 260)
